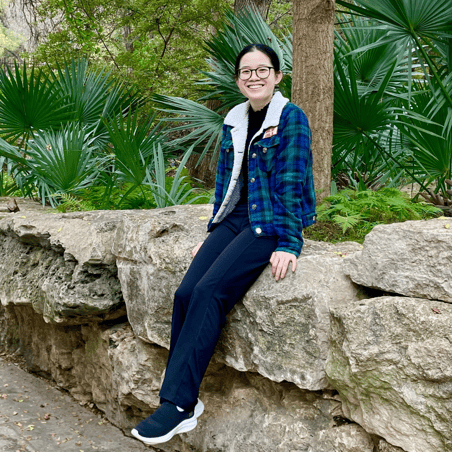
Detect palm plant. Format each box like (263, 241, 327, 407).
(0, 157, 19, 197)
(0, 63, 73, 146)
(0, 59, 150, 206)
(104, 113, 164, 206)
(333, 2, 452, 200)
(153, 6, 291, 165)
(336, 0, 452, 124)
(398, 83, 452, 207)
(333, 14, 412, 188)
(51, 59, 146, 149)
(0, 125, 101, 206)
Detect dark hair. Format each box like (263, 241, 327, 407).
(234, 43, 281, 78)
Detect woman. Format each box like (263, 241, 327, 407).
(132, 43, 316, 446)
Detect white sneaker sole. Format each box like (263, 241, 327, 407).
(131, 398, 205, 446)
(194, 398, 204, 418)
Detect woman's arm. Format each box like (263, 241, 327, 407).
(272, 104, 314, 257)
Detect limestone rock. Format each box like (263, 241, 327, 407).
(326, 296, 452, 452)
(309, 423, 375, 452)
(113, 205, 365, 390)
(108, 331, 345, 452)
(0, 208, 126, 324)
(1, 304, 369, 452)
(378, 439, 407, 452)
(344, 218, 452, 302)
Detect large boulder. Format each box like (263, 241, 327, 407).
(344, 218, 452, 302)
(113, 205, 366, 390)
(1, 302, 374, 452)
(0, 205, 126, 324)
(326, 296, 452, 452)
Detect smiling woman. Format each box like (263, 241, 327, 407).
(235, 46, 283, 111)
(131, 43, 316, 446)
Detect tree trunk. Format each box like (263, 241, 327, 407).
(292, 0, 335, 202)
(234, 0, 272, 18)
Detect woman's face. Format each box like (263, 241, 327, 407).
(236, 50, 283, 111)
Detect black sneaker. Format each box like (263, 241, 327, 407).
(131, 399, 204, 445)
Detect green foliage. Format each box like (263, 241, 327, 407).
(153, 6, 292, 164)
(315, 188, 442, 240)
(0, 158, 20, 197)
(148, 143, 210, 208)
(55, 193, 97, 212)
(332, 2, 452, 208)
(0, 63, 73, 144)
(29, 0, 230, 100)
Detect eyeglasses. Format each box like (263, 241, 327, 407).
(237, 66, 274, 81)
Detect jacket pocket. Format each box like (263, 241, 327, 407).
(254, 136, 280, 172)
(221, 138, 234, 170)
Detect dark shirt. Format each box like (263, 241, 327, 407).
(238, 104, 269, 204)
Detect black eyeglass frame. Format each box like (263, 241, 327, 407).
(236, 66, 274, 81)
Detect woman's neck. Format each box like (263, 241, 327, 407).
(249, 96, 272, 112)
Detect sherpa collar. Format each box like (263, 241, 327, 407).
(224, 91, 289, 130)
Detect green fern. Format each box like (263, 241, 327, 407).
(314, 188, 443, 242)
(55, 193, 96, 212)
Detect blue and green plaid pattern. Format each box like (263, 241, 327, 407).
(208, 102, 316, 256)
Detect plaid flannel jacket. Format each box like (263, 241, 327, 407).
(207, 92, 316, 256)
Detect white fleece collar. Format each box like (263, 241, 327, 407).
(224, 91, 289, 130)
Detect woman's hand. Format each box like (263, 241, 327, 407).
(192, 241, 204, 258)
(270, 251, 297, 281)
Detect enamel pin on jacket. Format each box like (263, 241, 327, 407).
(208, 92, 316, 257)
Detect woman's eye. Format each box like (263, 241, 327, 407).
(241, 70, 251, 76)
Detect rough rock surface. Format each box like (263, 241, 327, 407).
(344, 218, 452, 302)
(308, 423, 375, 452)
(378, 439, 407, 452)
(326, 296, 452, 452)
(1, 302, 372, 452)
(0, 204, 126, 324)
(113, 205, 365, 390)
(3, 198, 450, 452)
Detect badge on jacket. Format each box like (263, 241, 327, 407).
(264, 126, 278, 138)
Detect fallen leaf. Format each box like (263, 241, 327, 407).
(432, 307, 441, 314)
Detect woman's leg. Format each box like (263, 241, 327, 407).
(167, 222, 237, 365)
(160, 226, 277, 410)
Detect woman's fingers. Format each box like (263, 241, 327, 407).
(270, 251, 297, 281)
(192, 241, 204, 258)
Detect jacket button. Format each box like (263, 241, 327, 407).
(263, 148, 267, 153)
(252, 204, 257, 210)
(255, 227, 262, 234)
(251, 153, 257, 158)
(226, 148, 231, 153)
(250, 178, 255, 183)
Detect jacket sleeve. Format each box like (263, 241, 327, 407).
(208, 124, 228, 230)
(272, 105, 314, 256)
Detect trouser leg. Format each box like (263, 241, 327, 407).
(159, 225, 277, 410)
(167, 222, 237, 364)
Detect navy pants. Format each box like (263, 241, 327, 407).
(159, 204, 278, 410)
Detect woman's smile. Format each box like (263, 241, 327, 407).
(236, 50, 283, 111)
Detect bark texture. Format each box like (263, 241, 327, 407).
(292, 0, 335, 202)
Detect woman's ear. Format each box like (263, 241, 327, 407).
(276, 71, 284, 85)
